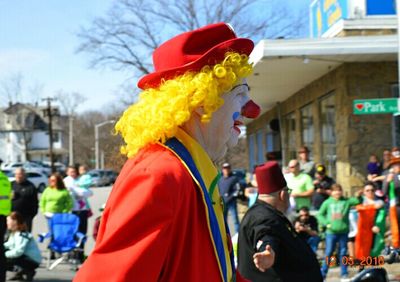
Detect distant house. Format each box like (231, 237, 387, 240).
(0, 103, 68, 164)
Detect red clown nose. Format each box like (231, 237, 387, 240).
(242, 100, 260, 119)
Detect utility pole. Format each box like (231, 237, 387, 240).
(95, 120, 115, 169)
(69, 116, 74, 165)
(42, 97, 58, 173)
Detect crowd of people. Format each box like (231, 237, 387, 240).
(223, 146, 400, 281)
(0, 22, 399, 282)
(0, 164, 94, 281)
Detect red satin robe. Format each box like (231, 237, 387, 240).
(74, 144, 223, 281)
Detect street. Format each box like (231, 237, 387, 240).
(6, 186, 399, 282)
(6, 186, 113, 281)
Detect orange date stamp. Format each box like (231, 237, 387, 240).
(325, 256, 384, 269)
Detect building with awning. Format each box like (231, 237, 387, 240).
(246, 0, 397, 191)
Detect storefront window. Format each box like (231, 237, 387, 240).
(248, 134, 256, 172)
(301, 103, 314, 159)
(256, 130, 264, 165)
(320, 93, 336, 178)
(284, 112, 296, 163)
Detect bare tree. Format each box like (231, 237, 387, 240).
(58, 91, 88, 165)
(112, 80, 140, 108)
(58, 91, 87, 116)
(0, 72, 23, 105)
(68, 108, 126, 170)
(77, 0, 305, 76)
(28, 81, 45, 106)
(0, 73, 45, 106)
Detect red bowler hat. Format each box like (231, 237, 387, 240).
(138, 22, 254, 90)
(255, 162, 287, 195)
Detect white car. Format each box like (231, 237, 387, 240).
(2, 162, 50, 176)
(6, 170, 48, 193)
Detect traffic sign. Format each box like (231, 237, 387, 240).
(353, 98, 399, 115)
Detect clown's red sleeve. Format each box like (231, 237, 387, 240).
(74, 150, 178, 281)
(74, 145, 222, 282)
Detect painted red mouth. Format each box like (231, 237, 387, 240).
(233, 120, 243, 133)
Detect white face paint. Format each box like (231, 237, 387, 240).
(200, 80, 251, 161)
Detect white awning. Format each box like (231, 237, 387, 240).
(246, 35, 397, 119)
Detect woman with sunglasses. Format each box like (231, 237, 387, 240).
(39, 173, 73, 219)
(355, 182, 386, 261)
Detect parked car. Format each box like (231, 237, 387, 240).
(30, 161, 52, 176)
(2, 162, 50, 176)
(6, 171, 48, 193)
(88, 170, 109, 187)
(103, 170, 119, 185)
(1, 169, 14, 178)
(40, 161, 66, 176)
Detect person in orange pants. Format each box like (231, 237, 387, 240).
(355, 182, 385, 260)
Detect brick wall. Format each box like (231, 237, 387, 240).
(247, 61, 397, 192)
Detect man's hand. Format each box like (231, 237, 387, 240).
(253, 245, 275, 272)
(372, 226, 380, 234)
(355, 189, 363, 197)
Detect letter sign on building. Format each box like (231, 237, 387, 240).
(353, 98, 400, 115)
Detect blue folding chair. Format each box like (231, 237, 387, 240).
(38, 213, 86, 270)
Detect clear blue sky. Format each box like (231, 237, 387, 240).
(0, 0, 310, 113)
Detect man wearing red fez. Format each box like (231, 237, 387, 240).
(237, 161, 322, 282)
(74, 23, 260, 282)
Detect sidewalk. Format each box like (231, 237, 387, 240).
(6, 252, 400, 281)
(6, 263, 75, 281)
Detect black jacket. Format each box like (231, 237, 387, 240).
(312, 175, 335, 209)
(238, 201, 322, 282)
(11, 180, 38, 217)
(218, 174, 240, 204)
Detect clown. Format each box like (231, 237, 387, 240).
(74, 23, 260, 282)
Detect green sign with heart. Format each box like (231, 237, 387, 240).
(353, 98, 399, 115)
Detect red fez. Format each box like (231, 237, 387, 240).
(255, 161, 287, 195)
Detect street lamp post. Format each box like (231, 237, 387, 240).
(69, 115, 74, 165)
(95, 120, 115, 169)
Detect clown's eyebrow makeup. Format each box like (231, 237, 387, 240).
(231, 83, 250, 92)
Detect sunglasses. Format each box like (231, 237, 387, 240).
(288, 165, 297, 169)
(365, 189, 374, 192)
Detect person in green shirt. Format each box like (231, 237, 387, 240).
(40, 173, 73, 218)
(285, 159, 314, 211)
(318, 183, 361, 280)
(0, 167, 12, 281)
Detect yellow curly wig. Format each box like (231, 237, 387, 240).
(115, 52, 253, 158)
